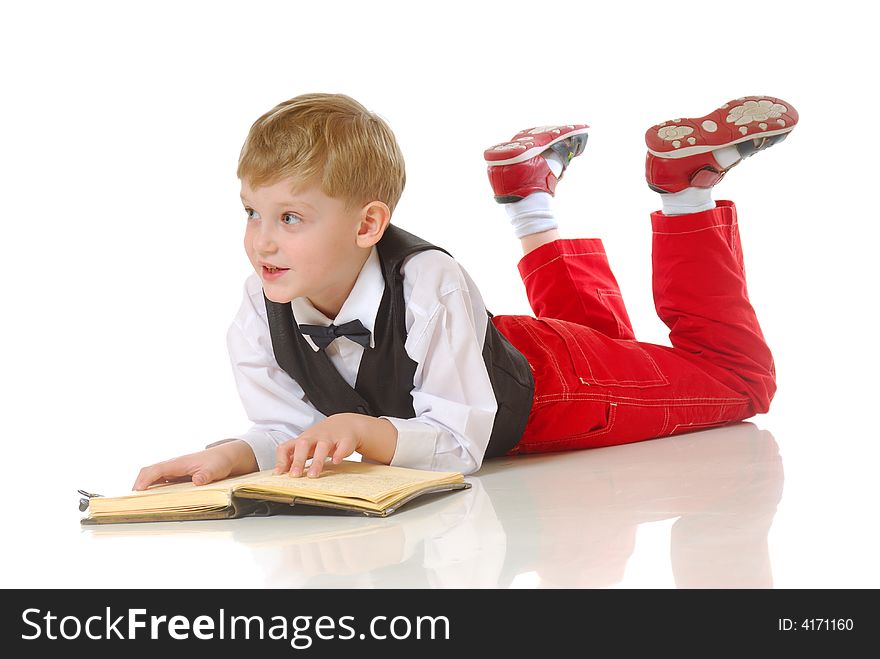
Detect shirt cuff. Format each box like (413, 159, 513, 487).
(381, 416, 439, 471)
(206, 429, 290, 472)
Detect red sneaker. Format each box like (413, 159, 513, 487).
(485, 124, 589, 203)
(645, 96, 799, 194)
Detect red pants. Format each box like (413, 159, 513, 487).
(491, 200, 776, 455)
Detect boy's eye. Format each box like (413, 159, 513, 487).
(243, 208, 301, 225)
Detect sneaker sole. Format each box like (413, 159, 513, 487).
(485, 126, 591, 166)
(645, 96, 798, 159)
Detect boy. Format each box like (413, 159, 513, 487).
(133, 93, 796, 490)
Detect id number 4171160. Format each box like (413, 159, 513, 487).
(778, 618, 854, 631)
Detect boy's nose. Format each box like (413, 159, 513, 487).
(253, 221, 277, 251)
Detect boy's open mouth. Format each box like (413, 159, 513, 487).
(262, 265, 290, 275)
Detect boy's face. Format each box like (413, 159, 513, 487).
(240, 177, 373, 317)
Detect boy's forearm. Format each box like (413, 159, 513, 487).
(355, 414, 398, 464)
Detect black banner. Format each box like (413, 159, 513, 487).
(1, 588, 870, 655)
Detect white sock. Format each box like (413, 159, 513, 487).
(501, 149, 573, 238)
(659, 145, 743, 216)
(713, 144, 741, 169)
(502, 150, 567, 238)
(543, 150, 565, 178)
(504, 191, 558, 238)
(661, 186, 715, 216)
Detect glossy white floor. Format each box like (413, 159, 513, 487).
(3, 409, 873, 590)
(75, 423, 784, 589)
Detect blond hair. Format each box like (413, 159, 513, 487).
(237, 93, 406, 214)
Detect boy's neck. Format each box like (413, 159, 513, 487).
(311, 294, 349, 321)
(308, 248, 372, 320)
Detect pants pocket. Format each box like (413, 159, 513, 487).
(516, 401, 619, 454)
(541, 317, 669, 388)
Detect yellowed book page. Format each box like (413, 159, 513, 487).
(89, 490, 231, 515)
(235, 462, 463, 505)
(86, 471, 257, 514)
(89, 503, 231, 518)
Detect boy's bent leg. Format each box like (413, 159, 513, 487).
(651, 200, 776, 413)
(484, 124, 636, 339)
(517, 238, 636, 340)
(496, 200, 775, 456)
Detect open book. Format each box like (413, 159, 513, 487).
(80, 461, 470, 525)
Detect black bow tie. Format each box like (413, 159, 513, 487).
(298, 319, 372, 350)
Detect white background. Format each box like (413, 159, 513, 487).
(1, 0, 878, 588)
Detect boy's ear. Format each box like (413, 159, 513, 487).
(355, 200, 391, 248)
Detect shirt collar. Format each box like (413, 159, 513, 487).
(291, 245, 383, 352)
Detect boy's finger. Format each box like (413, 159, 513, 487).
(308, 441, 333, 478)
(289, 438, 313, 477)
(191, 469, 214, 486)
(133, 465, 165, 491)
(274, 443, 294, 474)
(331, 441, 351, 464)
(133, 459, 197, 491)
(133, 471, 173, 491)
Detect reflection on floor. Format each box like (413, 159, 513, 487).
(85, 422, 783, 588)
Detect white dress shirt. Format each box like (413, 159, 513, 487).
(219, 244, 500, 475)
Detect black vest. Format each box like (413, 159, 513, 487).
(262, 224, 535, 459)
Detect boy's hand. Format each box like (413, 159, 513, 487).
(132, 440, 257, 491)
(274, 413, 398, 479)
(274, 413, 361, 478)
